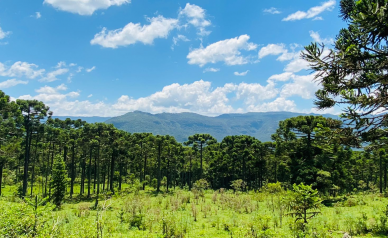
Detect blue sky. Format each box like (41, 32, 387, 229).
(0, 0, 345, 116)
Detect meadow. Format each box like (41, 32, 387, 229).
(1, 183, 387, 238)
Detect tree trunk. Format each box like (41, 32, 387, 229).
(95, 141, 100, 208)
(88, 146, 92, 198)
(200, 142, 203, 178)
(30, 133, 39, 196)
(380, 153, 383, 194)
(0, 163, 4, 196)
(157, 142, 161, 192)
(118, 157, 122, 191)
(110, 150, 115, 194)
(143, 153, 147, 190)
(22, 114, 31, 197)
(70, 142, 75, 197)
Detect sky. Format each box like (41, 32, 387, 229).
(0, 0, 346, 117)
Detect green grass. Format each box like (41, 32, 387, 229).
(0, 184, 387, 237)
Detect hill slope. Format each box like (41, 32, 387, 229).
(105, 111, 338, 142)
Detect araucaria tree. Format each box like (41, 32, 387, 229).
(302, 0, 388, 137)
(287, 183, 321, 225)
(50, 155, 68, 207)
(185, 134, 217, 178)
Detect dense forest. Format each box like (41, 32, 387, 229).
(1, 0, 388, 237)
(0, 92, 383, 200)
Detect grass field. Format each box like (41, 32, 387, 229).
(0, 184, 387, 238)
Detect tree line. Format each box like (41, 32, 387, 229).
(0, 90, 387, 200)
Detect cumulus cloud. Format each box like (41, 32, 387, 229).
(280, 74, 320, 99)
(263, 7, 281, 14)
(267, 72, 294, 82)
(234, 70, 249, 76)
(22, 79, 312, 116)
(187, 35, 257, 67)
(35, 12, 41, 19)
(282, 0, 336, 21)
(259, 44, 287, 59)
(91, 16, 178, 48)
(258, 44, 300, 61)
(0, 61, 45, 79)
(247, 97, 297, 112)
(284, 57, 310, 73)
(0, 79, 28, 89)
(19, 84, 79, 103)
(203, 68, 220, 73)
(43, 0, 130, 16)
(179, 3, 211, 36)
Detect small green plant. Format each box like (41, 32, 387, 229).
(230, 179, 247, 192)
(287, 183, 321, 226)
(24, 195, 52, 237)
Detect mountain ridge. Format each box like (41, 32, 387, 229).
(105, 111, 338, 142)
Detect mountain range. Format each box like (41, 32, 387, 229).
(54, 111, 338, 142)
(103, 111, 338, 142)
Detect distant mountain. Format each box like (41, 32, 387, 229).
(105, 111, 338, 142)
(52, 116, 111, 124)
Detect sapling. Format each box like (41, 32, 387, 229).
(287, 183, 321, 231)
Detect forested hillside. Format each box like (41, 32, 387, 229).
(105, 111, 338, 142)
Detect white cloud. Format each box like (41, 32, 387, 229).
(91, 16, 178, 48)
(36, 12, 41, 19)
(282, 0, 336, 21)
(0, 79, 28, 89)
(234, 70, 249, 76)
(259, 43, 300, 61)
(309, 30, 334, 45)
(187, 35, 257, 67)
(172, 34, 190, 49)
(247, 97, 297, 112)
(55, 61, 66, 68)
(280, 74, 320, 99)
(43, 0, 130, 16)
(203, 67, 220, 73)
(179, 3, 211, 36)
(40, 68, 69, 82)
(259, 44, 287, 59)
(0, 61, 45, 79)
(263, 7, 281, 14)
(20, 84, 78, 103)
(25, 79, 294, 116)
(76, 66, 83, 73)
(88, 94, 93, 98)
(284, 57, 310, 73)
(267, 72, 294, 82)
(313, 16, 323, 21)
(86, 66, 96, 72)
(0, 26, 10, 40)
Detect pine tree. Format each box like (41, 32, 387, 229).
(50, 155, 68, 207)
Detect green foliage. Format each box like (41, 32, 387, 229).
(302, 0, 388, 137)
(230, 179, 247, 192)
(50, 155, 68, 207)
(287, 183, 321, 225)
